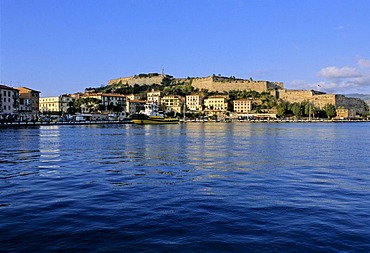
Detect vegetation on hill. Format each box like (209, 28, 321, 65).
(83, 75, 366, 118)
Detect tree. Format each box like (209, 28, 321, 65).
(291, 103, 303, 118)
(323, 104, 337, 119)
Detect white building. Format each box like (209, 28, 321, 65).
(127, 99, 146, 115)
(0, 85, 19, 115)
(82, 93, 126, 113)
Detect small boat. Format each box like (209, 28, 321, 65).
(131, 91, 179, 125)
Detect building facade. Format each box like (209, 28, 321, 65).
(18, 87, 40, 119)
(127, 100, 146, 115)
(39, 95, 74, 113)
(146, 90, 162, 104)
(39, 96, 61, 112)
(186, 94, 202, 111)
(161, 95, 183, 113)
(0, 85, 19, 116)
(204, 96, 228, 111)
(233, 99, 252, 113)
(82, 93, 126, 113)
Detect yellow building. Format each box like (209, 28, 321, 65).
(39, 95, 74, 113)
(186, 94, 202, 111)
(161, 95, 183, 113)
(39, 96, 60, 112)
(336, 108, 356, 119)
(233, 99, 252, 113)
(204, 96, 228, 111)
(146, 90, 162, 104)
(18, 87, 40, 119)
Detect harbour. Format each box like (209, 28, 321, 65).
(1, 123, 369, 251)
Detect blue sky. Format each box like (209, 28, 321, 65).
(1, 0, 370, 96)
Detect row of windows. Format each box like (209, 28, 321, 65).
(2, 90, 17, 97)
(102, 97, 125, 101)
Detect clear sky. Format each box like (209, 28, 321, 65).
(1, 0, 370, 97)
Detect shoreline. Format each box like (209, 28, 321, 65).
(0, 120, 133, 128)
(1, 118, 369, 128)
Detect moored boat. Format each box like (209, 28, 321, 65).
(131, 90, 179, 125)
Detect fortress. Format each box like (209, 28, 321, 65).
(108, 73, 170, 86)
(108, 73, 368, 114)
(108, 74, 284, 93)
(190, 75, 284, 93)
(278, 90, 367, 114)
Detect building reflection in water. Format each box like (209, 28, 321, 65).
(38, 126, 61, 170)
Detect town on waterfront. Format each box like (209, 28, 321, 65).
(1, 73, 370, 125)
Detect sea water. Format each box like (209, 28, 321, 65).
(1, 123, 369, 252)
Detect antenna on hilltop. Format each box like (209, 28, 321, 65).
(161, 66, 165, 76)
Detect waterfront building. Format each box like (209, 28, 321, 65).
(146, 90, 162, 104)
(127, 99, 146, 115)
(233, 99, 252, 113)
(336, 107, 356, 119)
(186, 94, 203, 111)
(39, 94, 74, 114)
(161, 95, 183, 113)
(39, 96, 60, 113)
(204, 96, 228, 111)
(18, 87, 40, 120)
(126, 94, 141, 101)
(0, 85, 19, 116)
(83, 93, 126, 113)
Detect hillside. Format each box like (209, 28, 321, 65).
(345, 94, 370, 106)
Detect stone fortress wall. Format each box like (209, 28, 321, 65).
(190, 76, 284, 93)
(278, 89, 367, 114)
(108, 75, 166, 86)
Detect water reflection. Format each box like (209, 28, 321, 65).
(38, 126, 61, 170)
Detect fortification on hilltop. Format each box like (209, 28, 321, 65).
(108, 73, 172, 86)
(108, 74, 284, 93)
(190, 75, 284, 93)
(107, 73, 368, 114)
(278, 89, 367, 114)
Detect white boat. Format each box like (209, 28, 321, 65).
(131, 90, 179, 125)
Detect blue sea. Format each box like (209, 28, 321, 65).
(1, 122, 370, 252)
